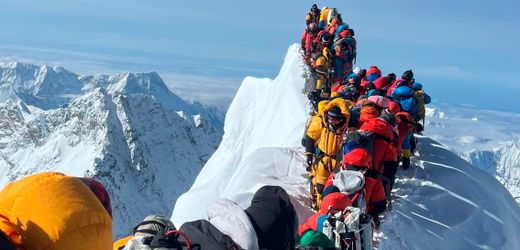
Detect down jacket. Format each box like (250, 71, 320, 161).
(0, 172, 112, 250)
(359, 118, 398, 174)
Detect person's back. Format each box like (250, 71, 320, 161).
(341, 148, 387, 224)
(359, 118, 397, 174)
(301, 23, 319, 62)
(298, 192, 352, 235)
(391, 85, 419, 121)
(245, 186, 298, 250)
(386, 70, 414, 96)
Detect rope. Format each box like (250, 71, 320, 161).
(164, 229, 192, 250)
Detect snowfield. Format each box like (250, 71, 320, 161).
(172, 44, 520, 249)
(425, 105, 520, 203)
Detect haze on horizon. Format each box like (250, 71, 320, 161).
(0, 0, 518, 112)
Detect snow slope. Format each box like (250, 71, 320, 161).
(379, 137, 520, 249)
(172, 44, 520, 249)
(171, 44, 310, 224)
(0, 63, 223, 237)
(424, 105, 520, 202)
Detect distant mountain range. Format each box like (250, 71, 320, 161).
(0, 62, 224, 237)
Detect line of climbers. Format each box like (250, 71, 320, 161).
(298, 4, 432, 249)
(302, 5, 357, 102)
(0, 172, 300, 250)
(0, 5, 433, 250)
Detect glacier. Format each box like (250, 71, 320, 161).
(172, 44, 520, 249)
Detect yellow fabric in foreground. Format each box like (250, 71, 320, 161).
(0, 172, 112, 250)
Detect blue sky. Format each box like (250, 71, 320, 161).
(0, 0, 519, 111)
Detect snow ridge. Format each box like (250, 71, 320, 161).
(172, 45, 520, 249)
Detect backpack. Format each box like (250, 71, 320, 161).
(340, 130, 392, 169)
(392, 87, 419, 121)
(322, 171, 372, 250)
(322, 207, 373, 250)
(121, 215, 191, 250)
(398, 96, 418, 119)
(334, 37, 356, 62)
(414, 90, 426, 121)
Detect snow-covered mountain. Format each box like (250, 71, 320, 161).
(424, 105, 520, 202)
(0, 62, 224, 237)
(172, 44, 520, 249)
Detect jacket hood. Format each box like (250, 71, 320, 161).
(245, 186, 298, 250)
(322, 98, 352, 130)
(344, 148, 372, 168)
(374, 76, 390, 90)
(319, 192, 351, 214)
(317, 100, 330, 115)
(0, 172, 112, 250)
(367, 66, 381, 75)
(359, 117, 394, 141)
(393, 85, 414, 97)
(206, 198, 259, 250)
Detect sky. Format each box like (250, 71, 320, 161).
(0, 0, 519, 111)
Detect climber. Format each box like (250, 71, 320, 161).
(327, 18, 340, 36)
(366, 75, 395, 97)
(302, 100, 329, 163)
(116, 186, 298, 250)
(301, 23, 319, 63)
(386, 69, 415, 96)
(395, 111, 416, 170)
(311, 47, 334, 99)
(303, 98, 353, 209)
(349, 95, 391, 128)
(412, 82, 431, 134)
(183, 186, 298, 250)
(305, 4, 321, 26)
(316, 29, 333, 54)
(330, 72, 359, 99)
(332, 29, 357, 80)
(0, 172, 112, 250)
(359, 66, 382, 95)
(298, 192, 354, 235)
(358, 115, 398, 204)
(299, 149, 385, 249)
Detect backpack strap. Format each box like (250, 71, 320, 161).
(373, 134, 391, 144)
(132, 220, 170, 235)
(348, 192, 360, 206)
(164, 230, 192, 250)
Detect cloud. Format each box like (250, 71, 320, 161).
(161, 73, 241, 111)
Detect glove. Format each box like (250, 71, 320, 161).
(306, 154, 313, 172)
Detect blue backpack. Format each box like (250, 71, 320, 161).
(392, 86, 419, 120)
